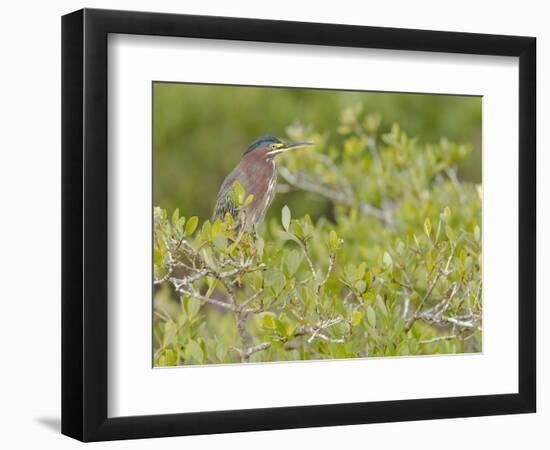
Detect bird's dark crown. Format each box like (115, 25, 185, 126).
(243, 135, 281, 155)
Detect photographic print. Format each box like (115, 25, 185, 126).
(62, 10, 536, 440)
(153, 83, 482, 367)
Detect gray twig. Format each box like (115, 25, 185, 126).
(278, 165, 389, 223)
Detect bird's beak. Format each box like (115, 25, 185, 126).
(268, 141, 312, 156)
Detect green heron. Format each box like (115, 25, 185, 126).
(213, 135, 311, 232)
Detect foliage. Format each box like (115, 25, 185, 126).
(153, 106, 482, 366)
(153, 83, 481, 221)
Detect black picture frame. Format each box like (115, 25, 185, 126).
(61, 8, 536, 442)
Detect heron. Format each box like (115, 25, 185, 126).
(213, 135, 311, 232)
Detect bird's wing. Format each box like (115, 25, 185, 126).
(212, 169, 238, 222)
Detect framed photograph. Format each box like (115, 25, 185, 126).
(62, 8, 536, 441)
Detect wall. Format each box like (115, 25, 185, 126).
(0, 1, 546, 448)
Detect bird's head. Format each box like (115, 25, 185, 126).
(242, 135, 312, 160)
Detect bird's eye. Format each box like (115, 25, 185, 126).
(271, 143, 278, 149)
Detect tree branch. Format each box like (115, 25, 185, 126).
(278, 166, 389, 223)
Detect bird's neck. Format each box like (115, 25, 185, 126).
(242, 152, 276, 173)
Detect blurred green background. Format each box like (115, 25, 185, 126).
(153, 83, 481, 223)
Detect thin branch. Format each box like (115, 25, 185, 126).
(321, 253, 337, 286)
(297, 240, 321, 316)
(401, 294, 411, 320)
(438, 315, 481, 330)
(419, 282, 459, 319)
(304, 317, 346, 344)
(312, 153, 354, 199)
(177, 286, 237, 311)
(240, 288, 265, 310)
(278, 165, 388, 223)
(242, 342, 271, 357)
(419, 335, 457, 345)
(313, 332, 348, 344)
(405, 269, 442, 331)
(153, 265, 173, 285)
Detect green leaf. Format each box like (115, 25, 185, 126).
(424, 218, 432, 237)
(344, 263, 357, 282)
(162, 322, 176, 347)
(243, 194, 254, 208)
(362, 291, 375, 302)
(205, 276, 217, 297)
(281, 205, 291, 231)
(185, 216, 199, 236)
(176, 216, 186, 231)
(262, 314, 276, 330)
(426, 248, 435, 272)
(279, 230, 301, 244)
(352, 310, 363, 326)
(171, 208, 180, 226)
(474, 225, 481, 242)
(153, 206, 164, 225)
(290, 221, 304, 239)
(396, 240, 405, 254)
(443, 206, 452, 223)
(338, 125, 352, 135)
(186, 340, 204, 364)
(154, 248, 163, 266)
(199, 339, 207, 361)
(376, 295, 388, 317)
(212, 233, 227, 251)
(233, 180, 245, 204)
(264, 268, 286, 294)
(383, 252, 393, 268)
(255, 237, 265, 257)
(216, 342, 227, 363)
(367, 305, 377, 328)
(201, 220, 212, 241)
(302, 215, 313, 238)
(391, 122, 400, 137)
(445, 225, 456, 242)
(187, 296, 201, 319)
(357, 262, 367, 279)
(329, 230, 339, 249)
(165, 349, 175, 366)
(275, 318, 287, 336)
(285, 249, 302, 276)
(354, 279, 366, 294)
(224, 212, 235, 228)
(211, 218, 224, 236)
